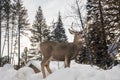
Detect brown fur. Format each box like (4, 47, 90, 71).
(40, 29, 83, 78)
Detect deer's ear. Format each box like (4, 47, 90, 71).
(68, 29, 75, 34)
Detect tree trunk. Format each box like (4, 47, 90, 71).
(0, 2, 2, 66)
(98, 0, 107, 53)
(76, 0, 84, 29)
(98, 0, 110, 69)
(7, 15, 10, 64)
(10, 30, 13, 63)
(18, 25, 21, 68)
(2, 28, 7, 56)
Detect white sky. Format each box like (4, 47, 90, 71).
(23, 0, 73, 25)
(23, 0, 87, 43)
(23, 0, 73, 43)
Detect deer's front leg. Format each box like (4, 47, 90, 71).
(64, 56, 70, 68)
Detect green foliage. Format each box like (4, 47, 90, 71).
(30, 6, 50, 46)
(15, 0, 29, 30)
(51, 12, 67, 42)
(86, 0, 120, 69)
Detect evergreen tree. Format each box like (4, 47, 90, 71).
(52, 12, 67, 42)
(4, 0, 11, 63)
(14, 0, 29, 68)
(86, 0, 120, 69)
(30, 6, 50, 46)
(103, 0, 120, 43)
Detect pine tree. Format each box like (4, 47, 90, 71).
(103, 0, 120, 43)
(86, 0, 120, 69)
(86, 0, 106, 68)
(31, 6, 50, 46)
(52, 12, 67, 42)
(14, 0, 29, 68)
(2, 0, 12, 63)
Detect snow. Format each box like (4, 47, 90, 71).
(0, 64, 17, 80)
(0, 61, 120, 80)
(13, 67, 35, 80)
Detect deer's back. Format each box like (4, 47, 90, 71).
(40, 41, 58, 57)
(40, 41, 80, 61)
(52, 43, 79, 60)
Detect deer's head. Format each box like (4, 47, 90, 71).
(68, 29, 84, 44)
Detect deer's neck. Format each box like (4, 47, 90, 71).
(74, 37, 81, 44)
(73, 40, 82, 49)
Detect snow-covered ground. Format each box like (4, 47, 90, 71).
(0, 60, 120, 80)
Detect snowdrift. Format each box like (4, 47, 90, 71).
(0, 60, 120, 80)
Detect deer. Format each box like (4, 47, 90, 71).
(40, 28, 83, 78)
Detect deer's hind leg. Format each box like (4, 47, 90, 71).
(64, 56, 71, 68)
(45, 59, 52, 74)
(41, 58, 48, 78)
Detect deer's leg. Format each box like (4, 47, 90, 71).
(64, 56, 70, 68)
(41, 58, 48, 78)
(45, 60, 52, 74)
